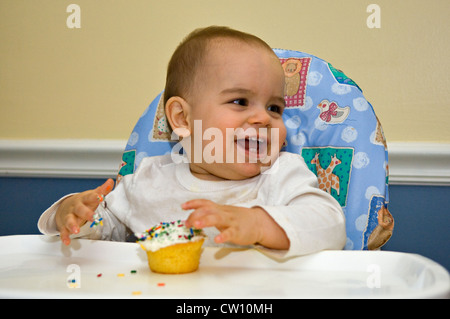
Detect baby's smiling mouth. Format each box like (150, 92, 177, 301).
(234, 136, 269, 158)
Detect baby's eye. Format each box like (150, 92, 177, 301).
(267, 104, 284, 115)
(230, 98, 248, 106)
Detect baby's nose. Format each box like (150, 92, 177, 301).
(248, 107, 271, 127)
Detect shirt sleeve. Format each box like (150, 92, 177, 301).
(255, 153, 346, 258)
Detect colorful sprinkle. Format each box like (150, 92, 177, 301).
(135, 220, 203, 242)
(97, 273, 102, 277)
(132, 291, 142, 295)
(157, 283, 165, 287)
(67, 278, 79, 288)
(117, 273, 125, 277)
(130, 270, 137, 274)
(90, 212, 104, 228)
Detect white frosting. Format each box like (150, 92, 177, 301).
(136, 221, 205, 252)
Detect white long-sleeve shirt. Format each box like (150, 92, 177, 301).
(38, 152, 346, 258)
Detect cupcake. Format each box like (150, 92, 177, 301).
(136, 220, 205, 274)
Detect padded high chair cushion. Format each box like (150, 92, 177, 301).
(118, 49, 393, 251)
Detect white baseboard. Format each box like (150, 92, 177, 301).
(0, 139, 449, 185)
(0, 139, 124, 179)
(387, 142, 450, 186)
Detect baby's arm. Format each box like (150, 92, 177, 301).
(183, 199, 289, 250)
(53, 179, 114, 245)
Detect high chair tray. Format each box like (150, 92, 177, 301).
(0, 235, 448, 299)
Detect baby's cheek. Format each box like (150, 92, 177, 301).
(273, 126, 287, 150)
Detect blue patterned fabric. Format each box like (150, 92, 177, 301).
(118, 49, 393, 250)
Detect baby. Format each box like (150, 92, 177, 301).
(38, 26, 346, 258)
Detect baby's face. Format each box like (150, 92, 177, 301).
(186, 39, 286, 181)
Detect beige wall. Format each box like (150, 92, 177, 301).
(1, 0, 449, 142)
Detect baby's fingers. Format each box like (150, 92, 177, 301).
(182, 199, 214, 211)
(79, 179, 114, 210)
(81, 192, 105, 211)
(71, 199, 98, 222)
(184, 201, 223, 229)
(214, 227, 236, 244)
(60, 227, 72, 246)
(96, 178, 114, 196)
(188, 210, 223, 229)
(60, 214, 80, 246)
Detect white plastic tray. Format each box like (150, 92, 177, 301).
(0, 235, 448, 298)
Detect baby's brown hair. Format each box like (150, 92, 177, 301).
(163, 26, 274, 105)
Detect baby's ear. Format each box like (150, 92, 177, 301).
(165, 96, 191, 137)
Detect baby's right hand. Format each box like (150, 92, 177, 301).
(55, 179, 114, 245)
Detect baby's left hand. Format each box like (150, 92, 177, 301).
(183, 199, 289, 250)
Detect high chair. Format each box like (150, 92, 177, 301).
(117, 49, 394, 251)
